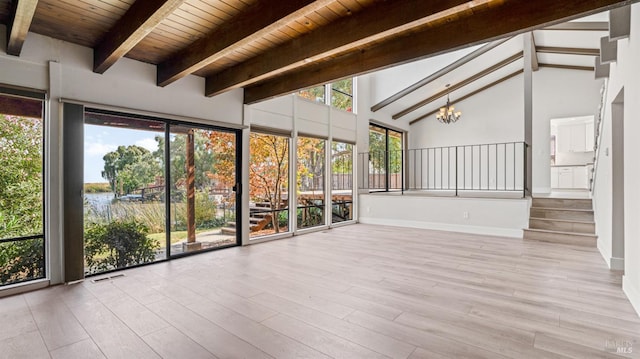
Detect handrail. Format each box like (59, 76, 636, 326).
(0, 233, 44, 244)
(590, 81, 608, 192)
(358, 141, 526, 197)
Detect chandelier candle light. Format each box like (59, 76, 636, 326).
(436, 84, 461, 124)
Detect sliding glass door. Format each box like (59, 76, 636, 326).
(168, 125, 237, 255)
(83, 113, 166, 274)
(83, 110, 240, 275)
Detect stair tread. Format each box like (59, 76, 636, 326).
(524, 228, 597, 238)
(529, 217, 595, 224)
(532, 197, 591, 200)
(530, 207, 593, 212)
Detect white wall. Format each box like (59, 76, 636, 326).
(355, 74, 407, 150)
(370, 46, 482, 104)
(409, 74, 524, 149)
(532, 68, 602, 193)
(593, 4, 640, 316)
(603, 4, 640, 316)
(359, 193, 529, 238)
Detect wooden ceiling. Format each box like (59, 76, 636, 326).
(1, 0, 637, 104)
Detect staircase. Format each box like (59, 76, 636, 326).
(220, 201, 276, 235)
(523, 197, 597, 247)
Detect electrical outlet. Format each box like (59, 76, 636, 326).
(463, 211, 469, 219)
(366, 206, 371, 213)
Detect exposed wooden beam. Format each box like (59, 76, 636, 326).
(529, 33, 539, 71)
(393, 52, 523, 120)
(205, 0, 474, 97)
(409, 70, 524, 126)
(94, 0, 185, 74)
(371, 38, 510, 113)
(6, 0, 38, 56)
(543, 21, 609, 31)
(539, 63, 595, 71)
(158, 0, 335, 87)
(536, 46, 600, 56)
(244, 0, 636, 105)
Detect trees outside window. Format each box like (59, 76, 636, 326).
(298, 78, 354, 113)
(249, 133, 290, 237)
(0, 94, 45, 287)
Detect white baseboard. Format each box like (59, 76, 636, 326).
(610, 257, 625, 271)
(358, 217, 523, 238)
(623, 276, 640, 318)
(597, 238, 612, 268)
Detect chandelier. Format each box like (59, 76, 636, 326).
(436, 84, 461, 124)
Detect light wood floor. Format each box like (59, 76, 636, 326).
(1, 224, 639, 359)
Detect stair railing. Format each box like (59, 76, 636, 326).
(590, 81, 608, 193)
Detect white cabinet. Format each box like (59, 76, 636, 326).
(557, 123, 593, 152)
(556, 122, 594, 153)
(558, 167, 574, 188)
(573, 166, 589, 188)
(551, 166, 590, 189)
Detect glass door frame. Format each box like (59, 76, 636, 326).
(166, 122, 242, 259)
(79, 107, 242, 276)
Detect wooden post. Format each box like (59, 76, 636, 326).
(184, 129, 201, 251)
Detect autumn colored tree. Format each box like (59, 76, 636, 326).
(297, 137, 325, 192)
(298, 78, 353, 112)
(249, 133, 289, 233)
(205, 131, 236, 203)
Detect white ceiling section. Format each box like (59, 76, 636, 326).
(372, 10, 610, 126)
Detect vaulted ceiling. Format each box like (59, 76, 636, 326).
(371, 15, 610, 125)
(0, 0, 636, 104)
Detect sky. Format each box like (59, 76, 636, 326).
(84, 124, 162, 183)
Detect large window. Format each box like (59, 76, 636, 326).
(0, 92, 45, 286)
(249, 132, 290, 238)
(331, 141, 353, 223)
(297, 136, 326, 229)
(364, 124, 403, 191)
(298, 78, 354, 113)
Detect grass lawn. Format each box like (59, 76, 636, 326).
(148, 228, 221, 245)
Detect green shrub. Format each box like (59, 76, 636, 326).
(0, 237, 44, 285)
(84, 220, 158, 274)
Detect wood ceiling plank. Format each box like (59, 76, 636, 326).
(6, 0, 39, 56)
(172, 6, 220, 28)
(409, 70, 524, 125)
(78, 0, 128, 16)
(206, 0, 471, 97)
(157, 0, 334, 87)
(243, 0, 636, 104)
(393, 52, 523, 120)
(93, 0, 186, 74)
(53, 0, 124, 25)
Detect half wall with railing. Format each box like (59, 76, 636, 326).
(359, 142, 526, 197)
